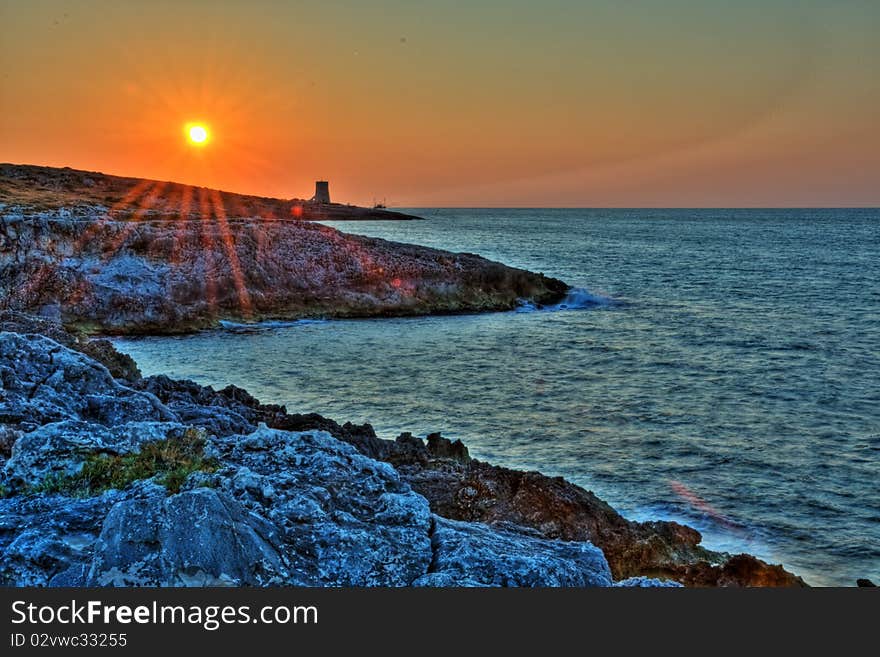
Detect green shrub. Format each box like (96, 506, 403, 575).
(30, 427, 218, 497)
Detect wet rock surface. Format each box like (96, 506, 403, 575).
(344, 432, 807, 586)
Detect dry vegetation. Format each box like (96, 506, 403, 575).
(28, 428, 217, 498)
(0, 163, 420, 221)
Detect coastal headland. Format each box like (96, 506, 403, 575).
(0, 164, 567, 334)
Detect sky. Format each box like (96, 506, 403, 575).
(1, 0, 878, 207)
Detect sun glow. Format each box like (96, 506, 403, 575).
(186, 123, 209, 146)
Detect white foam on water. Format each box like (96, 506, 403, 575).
(516, 287, 615, 313)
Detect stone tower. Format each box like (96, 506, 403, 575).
(311, 181, 331, 204)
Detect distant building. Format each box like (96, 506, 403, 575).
(311, 181, 331, 204)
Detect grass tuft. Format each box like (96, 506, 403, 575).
(30, 427, 217, 497)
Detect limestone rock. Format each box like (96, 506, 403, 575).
(87, 482, 291, 586)
(0, 491, 122, 586)
(207, 426, 434, 587)
(0, 332, 173, 431)
(79, 339, 141, 381)
(415, 517, 612, 587)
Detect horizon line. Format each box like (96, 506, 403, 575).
(3, 162, 878, 212)
(394, 206, 880, 211)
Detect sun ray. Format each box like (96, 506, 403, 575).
(72, 177, 160, 252)
(69, 140, 186, 257)
(170, 184, 194, 266)
(210, 189, 253, 318)
(197, 186, 218, 311)
(101, 181, 169, 260)
(223, 192, 269, 264)
(15, 178, 168, 305)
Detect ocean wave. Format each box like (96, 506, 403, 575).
(516, 287, 615, 313)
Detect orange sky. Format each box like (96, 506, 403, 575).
(1, 1, 878, 207)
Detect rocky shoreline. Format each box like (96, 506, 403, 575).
(1, 164, 567, 334)
(0, 312, 806, 587)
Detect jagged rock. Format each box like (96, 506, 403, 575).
(0, 425, 20, 464)
(1, 419, 620, 587)
(402, 458, 709, 581)
(133, 375, 259, 437)
(426, 432, 470, 461)
(133, 374, 378, 443)
(662, 554, 808, 587)
(1, 421, 426, 586)
(204, 426, 434, 587)
(0, 310, 80, 348)
(0, 311, 139, 379)
(0, 332, 173, 431)
(0, 491, 122, 586)
(415, 517, 612, 587)
(388, 454, 806, 587)
(78, 339, 141, 381)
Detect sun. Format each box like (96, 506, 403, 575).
(185, 123, 209, 146)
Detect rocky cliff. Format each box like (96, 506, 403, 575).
(0, 314, 806, 587)
(0, 164, 568, 334)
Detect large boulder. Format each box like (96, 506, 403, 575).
(415, 517, 612, 587)
(87, 482, 290, 586)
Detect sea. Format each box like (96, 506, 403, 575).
(113, 208, 880, 586)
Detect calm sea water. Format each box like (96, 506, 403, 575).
(114, 209, 880, 586)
